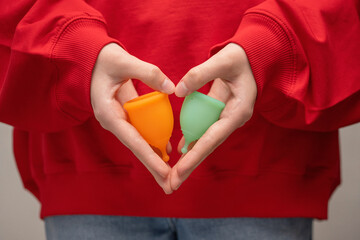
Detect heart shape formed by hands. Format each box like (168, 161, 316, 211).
(91, 43, 257, 194)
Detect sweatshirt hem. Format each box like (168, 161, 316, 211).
(36, 170, 339, 220)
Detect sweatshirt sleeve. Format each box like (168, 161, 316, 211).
(0, 0, 121, 132)
(211, 0, 360, 132)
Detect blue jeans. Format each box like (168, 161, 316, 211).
(45, 215, 312, 240)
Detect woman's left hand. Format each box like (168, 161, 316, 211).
(171, 43, 258, 191)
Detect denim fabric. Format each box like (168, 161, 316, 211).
(45, 215, 312, 240)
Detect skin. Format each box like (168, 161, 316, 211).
(91, 43, 175, 194)
(90, 42, 257, 194)
(172, 43, 257, 190)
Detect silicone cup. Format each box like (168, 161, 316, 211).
(123, 91, 174, 162)
(180, 91, 226, 154)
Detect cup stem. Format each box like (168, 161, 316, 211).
(181, 140, 191, 154)
(161, 148, 170, 162)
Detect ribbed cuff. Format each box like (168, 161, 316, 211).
(210, 13, 296, 111)
(51, 17, 123, 123)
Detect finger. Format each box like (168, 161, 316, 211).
(176, 79, 230, 155)
(96, 97, 171, 178)
(116, 120, 173, 194)
(175, 51, 238, 97)
(94, 88, 173, 194)
(171, 118, 235, 190)
(167, 142, 172, 154)
(172, 73, 256, 190)
(177, 136, 197, 155)
(94, 43, 175, 95)
(175, 43, 248, 97)
(177, 136, 185, 154)
(123, 56, 175, 94)
(171, 94, 254, 191)
(175, 57, 225, 97)
(118, 81, 173, 160)
(116, 79, 139, 105)
(218, 74, 256, 123)
(207, 78, 232, 103)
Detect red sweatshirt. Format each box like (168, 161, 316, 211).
(0, 0, 359, 219)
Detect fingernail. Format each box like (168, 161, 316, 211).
(161, 78, 175, 94)
(176, 81, 189, 97)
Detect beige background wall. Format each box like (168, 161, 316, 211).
(0, 122, 359, 239)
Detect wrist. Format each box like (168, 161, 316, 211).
(210, 13, 296, 111)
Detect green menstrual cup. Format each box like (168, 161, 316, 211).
(180, 91, 226, 154)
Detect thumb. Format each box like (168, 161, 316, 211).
(175, 43, 247, 97)
(124, 55, 175, 94)
(175, 53, 233, 97)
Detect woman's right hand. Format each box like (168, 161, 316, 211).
(90, 43, 175, 194)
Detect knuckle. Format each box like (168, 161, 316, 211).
(176, 163, 189, 178)
(186, 68, 202, 86)
(203, 131, 223, 151)
(201, 132, 214, 146)
(97, 119, 109, 131)
(93, 108, 103, 120)
(244, 107, 254, 120)
(99, 122, 110, 131)
(240, 106, 254, 124)
(154, 165, 169, 179)
(114, 55, 128, 68)
(218, 54, 237, 76)
(93, 109, 110, 130)
(148, 65, 162, 82)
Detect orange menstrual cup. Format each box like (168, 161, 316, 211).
(123, 91, 174, 162)
(180, 91, 225, 154)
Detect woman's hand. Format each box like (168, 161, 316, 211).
(90, 43, 175, 194)
(171, 43, 257, 190)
